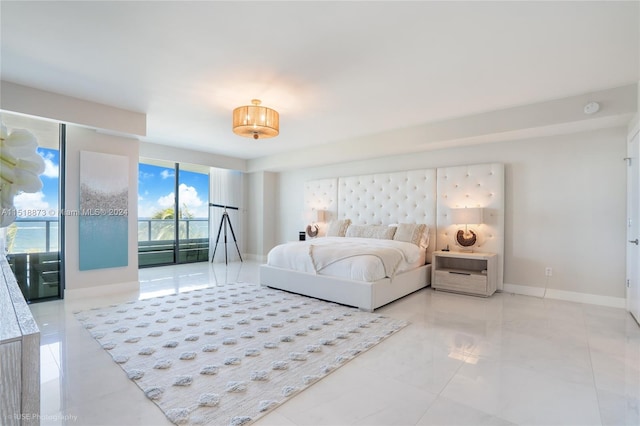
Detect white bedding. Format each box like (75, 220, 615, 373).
(266, 237, 426, 282)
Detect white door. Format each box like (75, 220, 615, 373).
(627, 128, 640, 323)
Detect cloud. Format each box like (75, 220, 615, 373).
(13, 191, 51, 212)
(160, 170, 175, 180)
(138, 203, 157, 219)
(139, 171, 154, 180)
(155, 184, 207, 217)
(178, 184, 204, 208)
(157, 192, 175, 208)
(40, 151, 59, 178)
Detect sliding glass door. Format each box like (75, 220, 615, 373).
(2, 112, 64, 302)
(138, 159, 209, 267)
(177, 168, 209, 262)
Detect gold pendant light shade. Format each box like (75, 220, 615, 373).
(232, 99, 279, 140)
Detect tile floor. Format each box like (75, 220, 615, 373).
(30, 261, 640, 426)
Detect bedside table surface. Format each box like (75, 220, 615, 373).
(433, 250, 496, 259)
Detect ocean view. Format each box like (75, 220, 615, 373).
(7, 219, 60, 254)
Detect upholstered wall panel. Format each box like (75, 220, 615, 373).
(304, 178, 338, 231)
(436, 163, 505, 289)
(337, 169, 437, 259)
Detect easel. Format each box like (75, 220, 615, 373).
(210, 203, 243, 265)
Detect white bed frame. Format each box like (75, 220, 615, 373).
(260, 264, 430, 312)
(260, 164, 505, 311)
(261, 169, 437, 311)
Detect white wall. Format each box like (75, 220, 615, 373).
(244, 171, 278, 261)
(64, 126, 140, 298)
(274, 127, 627, 301)
(0, 81, 146, 136)
(140, 141, 246, 172)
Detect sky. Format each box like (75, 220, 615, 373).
(138, 163, 209, 218)
(12, 150, 209, 219)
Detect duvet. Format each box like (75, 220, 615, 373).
(266, 237, 425, 282)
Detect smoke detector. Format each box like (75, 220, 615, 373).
(583, 101, 600, 115)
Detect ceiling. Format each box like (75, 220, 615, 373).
(1, 1, 638, 161)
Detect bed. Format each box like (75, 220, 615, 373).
(261, 231, 430, 311)
(260, 163, 505, 311)
(260, 169, 437, 311)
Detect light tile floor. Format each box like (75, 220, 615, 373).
(29, 261, 640, 426)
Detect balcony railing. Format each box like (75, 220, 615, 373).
(137, 218, 209, 242)
(6, 218, 61, 302)
(137, 218, 209, 266)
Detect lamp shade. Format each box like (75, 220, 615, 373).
(314, 210, 326, 223)
(232, 99, 279, 140)
(451, 207, 483, 225)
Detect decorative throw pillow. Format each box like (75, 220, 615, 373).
(325, 219, 351, 237)
(419, 226, 430, 249)
(345, 224, 396, 240)
(393, 223, 427, 247)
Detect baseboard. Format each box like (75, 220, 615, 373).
(502, 283, 625, 309)
(64, 280, 139, 301)
(241, 253, 267, 263)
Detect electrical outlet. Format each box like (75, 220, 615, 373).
(545, 267, 552, 277)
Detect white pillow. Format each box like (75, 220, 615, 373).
(345, 224, 396, 240)
(393, 223, 427, 247)
(419, 226, 430, 250)
(325, 219, 351, 237)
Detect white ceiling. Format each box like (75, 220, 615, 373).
(1, 1, 638, 161)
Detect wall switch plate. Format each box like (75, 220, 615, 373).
(545, 267, 553, 276)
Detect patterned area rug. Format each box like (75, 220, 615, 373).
(75, 283, 407, 426)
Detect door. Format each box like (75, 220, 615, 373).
(2, 112, 64, 302)
(627, 127, 640, 323)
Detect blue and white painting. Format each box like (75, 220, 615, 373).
(79, 151, 129, 270)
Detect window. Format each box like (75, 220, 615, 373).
(138, 160, 209, 267)
(2, 112, 64, 302)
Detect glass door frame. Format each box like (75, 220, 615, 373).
(138, 159, 209, 268)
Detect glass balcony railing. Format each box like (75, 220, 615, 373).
(6, 218, 61, 302)
(137, 218, 209, 266)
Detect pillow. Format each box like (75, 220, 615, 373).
(345, 224, 396, 240)
(325, 219, 351, 237)
(393, 223, 427, 247)
(419, 226, 430, 249)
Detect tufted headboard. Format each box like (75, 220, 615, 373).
(304, 162, 505, 289)
(305, 169, 438, 261)
(304, 178, 338, 223)
(436, 163, 505, 289)
(337, 170, 438, 261)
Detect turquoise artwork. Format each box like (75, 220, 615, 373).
(79, 151, 129, 270)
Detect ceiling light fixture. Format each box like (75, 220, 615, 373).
(232, 99, 279, 140)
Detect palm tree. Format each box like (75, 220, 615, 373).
(150, 204, 194, 240)
(5, 223, 18, 253)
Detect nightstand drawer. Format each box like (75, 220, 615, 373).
(434, 270, 488, 295)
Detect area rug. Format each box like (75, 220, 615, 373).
(75, 282, 408, 426)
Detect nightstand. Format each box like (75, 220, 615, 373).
(431, 251, 497, 297)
